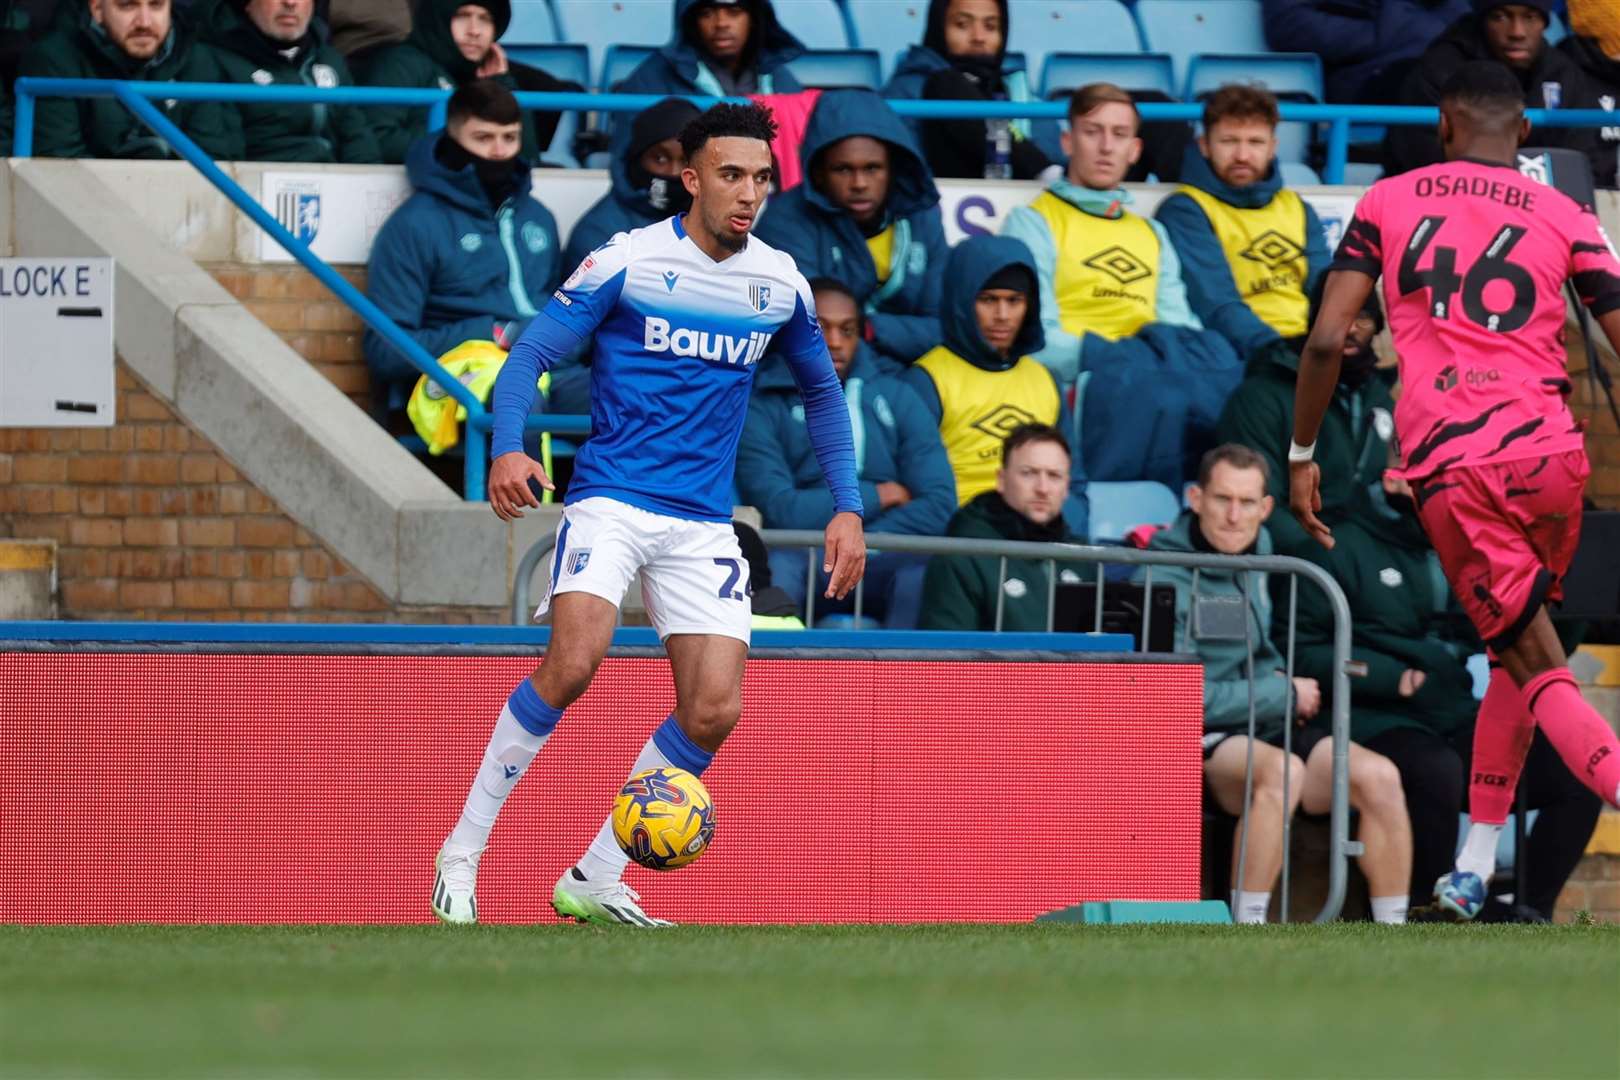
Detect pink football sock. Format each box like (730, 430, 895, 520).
(1522, 668, 1620, 810)
(1469, 667, 1536, 826)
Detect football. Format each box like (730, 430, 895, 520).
(611, 767, 715, 871)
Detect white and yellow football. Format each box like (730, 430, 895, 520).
(611, 767, 715, 871)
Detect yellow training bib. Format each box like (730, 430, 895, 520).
(1030, 191, 1161, 342)
(865, 224, 894, 284)
(1176, 186, 1311, 339)
(914, 346, 1061, 505)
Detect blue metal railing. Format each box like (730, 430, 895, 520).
(13, 78, 1618, 499)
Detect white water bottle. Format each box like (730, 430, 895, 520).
(984, 119, 1012, 180)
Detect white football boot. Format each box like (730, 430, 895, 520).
(551, 866, 673, 927)
(431, 843, 482, 924)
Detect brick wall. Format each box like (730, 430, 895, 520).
(0, 364, 504, 623)
(1554, 852, 1620, 924)
(208, 263, 373, 412)
(1568, 351, 1620, 508)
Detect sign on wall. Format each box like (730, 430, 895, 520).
(0, 258, 114, 427)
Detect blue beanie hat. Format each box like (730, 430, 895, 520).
(1473, 0, 1553, 17)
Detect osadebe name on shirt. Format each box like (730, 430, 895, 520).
(643, 316, 773, 366)
(1413, 172, 1537, 211)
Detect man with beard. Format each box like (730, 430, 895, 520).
(23, 0, 243, 159)
(197, 0, 380, 162)
(355, 0, 583, 165)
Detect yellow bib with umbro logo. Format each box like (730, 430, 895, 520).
(1029, 191, 1160, 342)
(1176, 186, 1311, 338)
(914, 346, 1061, 505)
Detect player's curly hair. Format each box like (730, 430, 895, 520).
(679, 102, 779, 161)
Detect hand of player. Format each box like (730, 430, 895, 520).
(1289, 460, 1334, 549)
(822, 511, 867, 600)
(1398, 669, 1427, 698)
(477, 41, 509, 77)
(1292, 676, 1322, 721)
(488, 450, 553, 521)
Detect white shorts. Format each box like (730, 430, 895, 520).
(536, 496, 752, 644)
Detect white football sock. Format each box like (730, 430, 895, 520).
(573, 733, 679, 883)
(1231, 890, 1271, 924)
(1370, 895, 1409, 925)
(1455, 822, 1503, 883)
(447, 701, 551, 852)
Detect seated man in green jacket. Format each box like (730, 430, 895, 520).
(920, 422, 1083, 632)
(23, 0, 242, 159)
(198, 0, 380, 162)
(1143, 443, 1411, 924)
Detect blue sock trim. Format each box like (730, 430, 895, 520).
(652, 714, 713, 776)
(507, 680, 563, 737)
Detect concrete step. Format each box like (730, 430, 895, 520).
(0, 539, 56, 618)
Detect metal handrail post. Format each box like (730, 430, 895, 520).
(13, 84, 35, 158)
(1325, 116, 1350, 185)
(510, 533, 558, 624)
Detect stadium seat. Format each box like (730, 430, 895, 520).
(502, 44, 590, 167)
(1278, 161, 1320, 185)
(772, 0, 851, 50)
(1134, 0, 1268, 89)
(1185, 52, 1324, 165)
(1041, 52, 1177, 100)
(1085, 481, 1183, 542)
(603, 44, 659, 91)
(505, 0, 558, 44)
(1009, 1, 1141, 94)
(554, 0, 671, 87)
(1342, 162, 1384, 186)
(847, 0, 929, 73)
(785, 49, 884, 90)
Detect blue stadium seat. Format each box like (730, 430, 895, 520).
(602, 43, 658, 91)
(1085, 481, 1183, 542)
(554, 0, 671, 87)
(503, 44, 589, 167)
(1010, 1, 1140, 94)
(1278, 161, 1320, 185)
(847, 0, 929, 77)
(785, 49, 884, 90)
(505, 0, 558, 44)
(1041, 52, 1176, 99)
(1342, 162, 1385, 186)
(1134, 0, 1267, 89)
(1186, 52, 1324, 164)
(772, 0, 851, 50)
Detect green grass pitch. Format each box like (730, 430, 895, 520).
(1, 923, 1615, 1078)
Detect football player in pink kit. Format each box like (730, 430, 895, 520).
(1291, 62, 1620, 919)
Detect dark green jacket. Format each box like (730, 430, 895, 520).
(1142, 511, 1292, 739)
(197, 0, 380, 163)
(21, 8, 242, 159)
(1214, 345, 1395, 563)
(1292, 489, 1479, 743)
(352, 0, 540, 165)
(920, 490, 1083, 631)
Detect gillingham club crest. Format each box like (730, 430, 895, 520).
(748, 279, 771, 312)
(275, 182, 322, 244)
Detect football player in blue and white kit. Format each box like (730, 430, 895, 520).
(432, 103, 867, 927)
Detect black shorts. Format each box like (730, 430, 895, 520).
(1203, 725, 1329, 763)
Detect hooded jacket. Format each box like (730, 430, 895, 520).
(1141, 512, 1293, 737)
(1384, 14, 1605, 181)
(919, 489, 1084, 631)
(353, 0, 577, 165)
(615, 0, 803, 99)
(364, 132, 561, 411)
(736, 341, 957, 534)
(881, 0, 1063, 175)
(196, 0, 381, 163)
(564, 103, 697, 270)
(1290, 494, 1481, 742)
(1000, 178, 1202, 387)
(22, 4, 242, 160)
(1214, 338, 1396, 561)
(753, 89, 948, 367)
(1155, 144, 1331, 360)
(1559, 34, 1620, 188)
(903, 234, 1089, 534)
(1262, 0, 1472, 104)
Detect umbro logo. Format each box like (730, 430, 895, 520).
(970, 403, 1039, 442)
(1240, 230, 1305, 270)
(1083, 246, 1151, 285)
(663, 270, 680, 292)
